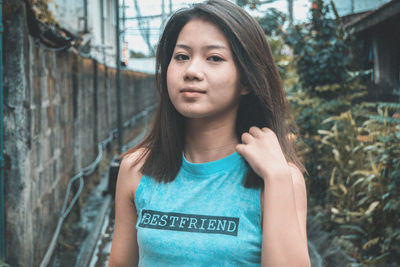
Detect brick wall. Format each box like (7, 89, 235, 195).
(2, 1, 157, 266)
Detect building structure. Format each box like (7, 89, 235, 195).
(331, 0, 390, 17)
(2, 0, 157, 266)
(343, 0, 400, 100)
(48, 0, 119, 66)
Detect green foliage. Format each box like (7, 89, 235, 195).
(290, 80, 400, 264)
(129, 50, 147, 58)
(236, 0, 250, 7)
(288, 79, 368, 209)
(256, 8, 290, 80)
(284, 0, 348, 94)
(272, 1, 400, 263)
(236, 0, 259, 8)
(318, 103, 400, 263)
(267, 37, 291, 81)
(257, 8, 286, 36)
(257, 0, 400, 263)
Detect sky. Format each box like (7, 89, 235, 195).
(122, 0, 312, 56)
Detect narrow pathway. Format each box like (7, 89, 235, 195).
(88, 205, 114, 267)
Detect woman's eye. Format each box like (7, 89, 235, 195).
(208, 56, 224, 62)
(174, 54, 189, 61)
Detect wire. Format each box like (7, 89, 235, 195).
(33, 38, 72, 53)
(133, 0, 155, 54)
(39, 104, 157, 267)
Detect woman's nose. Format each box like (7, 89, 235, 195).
(184, 58, 204, 81)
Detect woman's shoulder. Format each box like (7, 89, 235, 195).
(121, 147, 148, 170)
(118, 148, 149, 200)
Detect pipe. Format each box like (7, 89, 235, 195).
(83, 0, 88, 33)
(288, 0, 293, 25)
(100, 0, 105, 64)
(351, 0, 354, 14)
(0, 0, 6, 260)
(116, 0, 123, 154)
(122, 0, 125, 43)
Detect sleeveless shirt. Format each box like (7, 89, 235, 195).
(134, 151, 262, 266)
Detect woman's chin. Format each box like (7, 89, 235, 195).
(180, 111, 210, 119)
(174, 107, 211, 119)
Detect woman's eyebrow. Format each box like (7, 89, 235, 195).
(175, 44, 192, 51)
(204, 45, 228, 51)
(175, 44, 228, 51)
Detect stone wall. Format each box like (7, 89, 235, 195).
(2, 1, 157, 266)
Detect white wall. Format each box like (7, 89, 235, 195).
(87, 0, 118, 66)
(49, 0, 84, 33)
(49, 0, 118, 67)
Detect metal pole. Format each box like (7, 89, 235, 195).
(161, 0, 165, 25)
(0, 0, 6, 260)
(122, 0, 125, 43)
(351, 0, 354, 14)
(101, 0, 106, 64)
(115, 0, 123, 154)
(288, 0, 293, 25)
(83, 0, 88, 32)
(123, 14, 164, 20)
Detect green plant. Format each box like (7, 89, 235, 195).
(257, 8, 286, 36)
(318, 102, 400, 263)
(281, 0, 369, 206)
(251, 0, 400, 263)
(284, 0, 349, 95)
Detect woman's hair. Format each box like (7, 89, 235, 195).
(124, 0, 305, 188)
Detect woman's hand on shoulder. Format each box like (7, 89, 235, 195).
(236, 126, 289, 180)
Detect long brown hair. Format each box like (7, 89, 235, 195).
(124, 0, 304, 188)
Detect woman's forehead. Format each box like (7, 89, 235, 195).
(174, 19, 231, 49)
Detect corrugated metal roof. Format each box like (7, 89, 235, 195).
(332, 0, 391, 17)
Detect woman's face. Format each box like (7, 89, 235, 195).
(167, 19, 246, 120)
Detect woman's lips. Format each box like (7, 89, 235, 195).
(179, 88, 206, 97)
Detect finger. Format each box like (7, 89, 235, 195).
(249, 126, 262, 137)
(261, 127, 278, 139)
(261, 127, 272, 133)
(235, 144, 247, 157)
(241, 132, 253, 144)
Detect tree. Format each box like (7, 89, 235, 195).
(285, 0, 348, 95)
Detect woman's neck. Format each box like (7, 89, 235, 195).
(184, 116, 238, 163)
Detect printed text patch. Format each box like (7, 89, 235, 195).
(138, 209, 239, 236)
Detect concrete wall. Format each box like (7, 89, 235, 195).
(2, 1, 157, 266)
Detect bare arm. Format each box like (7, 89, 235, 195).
(236, 127, 310, 267)
(108, 153, 144, 267)
(260, 166, 310, 267)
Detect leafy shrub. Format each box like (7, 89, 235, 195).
(256, 0, 400, 263)
(284, 0, 349, 94)
(319, 102, 400, 263)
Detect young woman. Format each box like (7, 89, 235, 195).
(109, 0, 310, 266)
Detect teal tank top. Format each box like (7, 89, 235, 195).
(134, 151, 262, 266)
